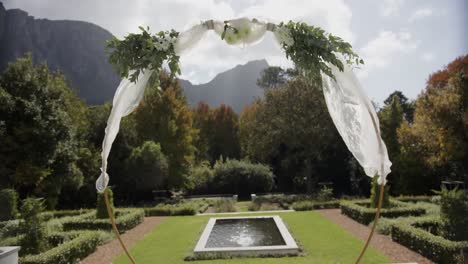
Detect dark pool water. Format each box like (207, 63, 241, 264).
(205, 218, 286, 248)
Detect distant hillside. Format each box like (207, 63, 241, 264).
(0, 3, 268, 109)
(180, 59, 268, 113)
(0, 2, 119, 104)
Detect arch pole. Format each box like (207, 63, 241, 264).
(104, 188, 137, 264)
(354, 108, 386, 264)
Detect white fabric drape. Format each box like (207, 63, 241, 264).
(97, 18, 390, 192)
(96, 70, 154, 192)
(174, 23, 209, 55)
(322, 62, 391, 184)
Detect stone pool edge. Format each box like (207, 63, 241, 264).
(193, 215, 299, 257)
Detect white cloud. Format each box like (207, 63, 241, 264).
(357, 30, 418, 78)
(409, 7, 434, 22)
(380, 0, 404, 17)
(421, 52, 435, 62)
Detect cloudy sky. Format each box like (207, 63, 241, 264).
(3, 0, 467, 104)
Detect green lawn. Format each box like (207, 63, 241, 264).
(113, 211, 390, 264)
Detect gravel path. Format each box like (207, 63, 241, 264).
(317, 209, 433, 264)
(80, 217, 166, 264)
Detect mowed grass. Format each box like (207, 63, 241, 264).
(113, 211, 390, 264)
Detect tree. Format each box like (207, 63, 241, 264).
(240, 76, 351, 194)
(397, 55, 468, 194)
(257, 66, 298, 89)
(125, 141, 169, 200)
(257, 66, 287, 89)
(192, 102, 213, 162)
(134, 73, 197, 188)
(382, 91, 414, 123)
(210, 105, 240, 161)
(0, 55, 85, 208)
(378, 91, 411, 194)
(192, 103, 240, 163)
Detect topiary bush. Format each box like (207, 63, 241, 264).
(439, 186, 468, 241)
(19, 198, 48, 255)
(96, 189, 114, 219)
(370, 176, 390, 208)
(212, 159, 274, 199)
(0, 188, 19, 221)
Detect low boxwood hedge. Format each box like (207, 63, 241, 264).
(62, 209, 144, 232)
(391, 218, 468, 263)
(20, 231, 107, 264)
(145, 203, 198, 216)
(340, 200, 426, 225)
(40, 209, 91, 221)
(292, 200, 340, 211)
(394, 195, 434, 203)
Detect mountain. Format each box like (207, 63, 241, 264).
(0, 3, 268, 110)
(180, 59, 268, 113)
(0, 2, 120, 104)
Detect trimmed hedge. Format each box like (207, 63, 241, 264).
(63, 209, 144, 232)
(252, 194, 312, 209)
(394, 195, 434, 203)
(145, 203, 198, 216)
(391, 218, 468, 263)
(340, 200, 426, 225)
(40, 209, 91, 221)
(20, 231, 106, 264)
(292, 200, 340, 211)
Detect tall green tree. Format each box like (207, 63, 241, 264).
(378, 91, 413, 194)
(0, 55, 85, 208)
(192, 103, 240, 163)
(125, 141, 169, 200)
(240, 76, 351, 194)
(134, 73, 197, 188)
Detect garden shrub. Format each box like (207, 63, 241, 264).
(0, 219, 20, 239)
(96, 188, 114, 219)
(20, 198, 47, 255)
(391, 219, 468, 264)
(340, 200, 425, 225)
(185, 162, 214, 195)
(292, 200, 340, 211)
(0, 188, 19, 221)
(370, 176, 390, 208)
(20, 231, 106, 264)
(63, 209, 144, 232)
(212, 159, 274, 198)
(316, 186, 334, 202)
(213, 199, 236, 213)
(439, 186, 468, 241)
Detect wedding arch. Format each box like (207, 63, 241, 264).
(96, 18, 392, 264)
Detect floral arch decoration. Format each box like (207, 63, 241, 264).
(96, 18, 392, 264)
